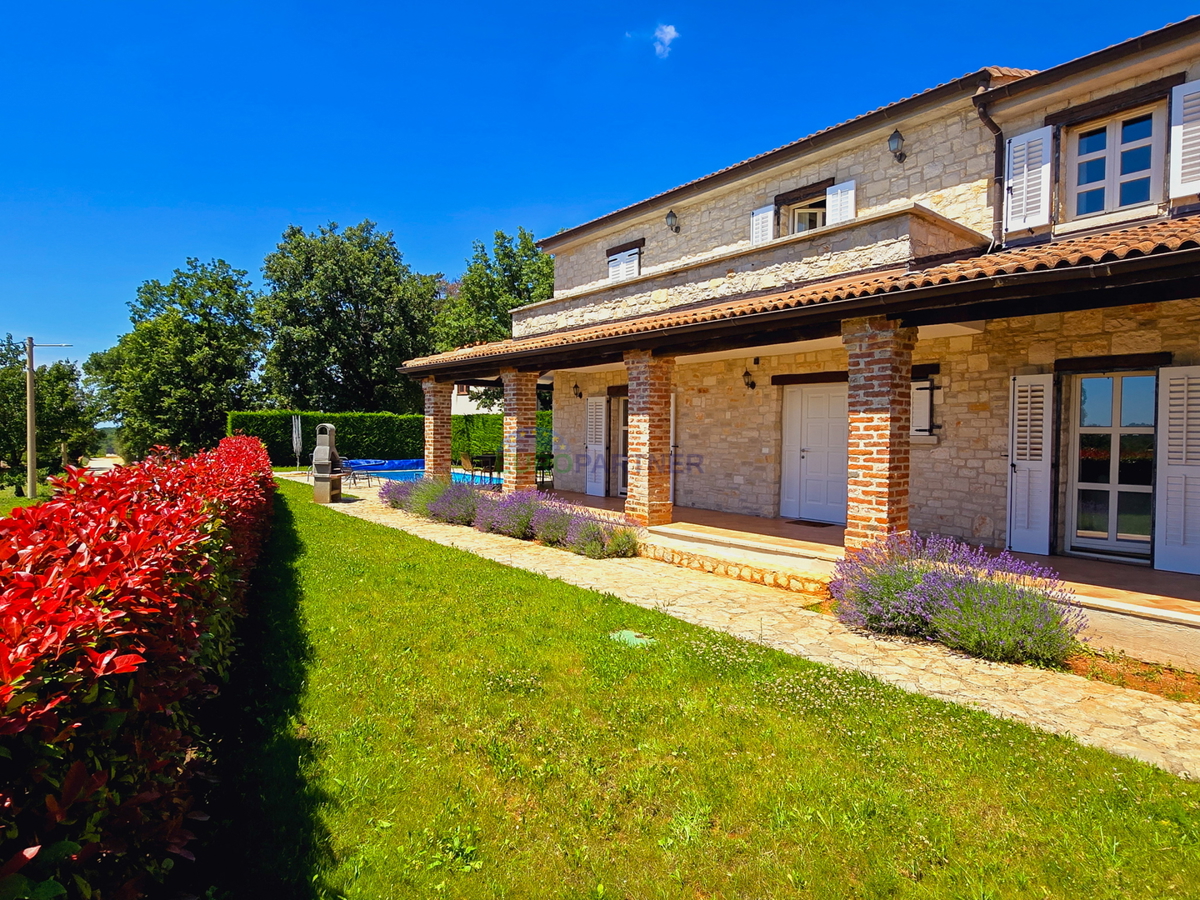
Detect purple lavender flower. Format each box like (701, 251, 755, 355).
(831, 532, 1085, 665)
(425, 481, 480, 525)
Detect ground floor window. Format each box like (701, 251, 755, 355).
(1067, 372, 1155, 558)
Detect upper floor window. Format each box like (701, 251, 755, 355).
(605, 238, 644, 283)
(1066, 105, 1165, 220)
(791, 198, 827, 233)
(1004, 76, 1200, 234)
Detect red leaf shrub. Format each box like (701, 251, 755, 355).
(0, 436, 274, 897)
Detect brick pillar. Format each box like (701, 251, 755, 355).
(841, 317, 917, 551)
(624, 350, 675, 526)
(501, 367, 538, 492)
(422, 379, 453, 478)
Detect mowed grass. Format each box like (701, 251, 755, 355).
(0, 488, 45, 516)
(197, 479, 1200, 899)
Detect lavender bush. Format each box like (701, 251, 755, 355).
(380, 477, 641, 559)
(531, 502, 574, 546)
(477, 489, 542, 539)
(425, 481, 479, 525)
(379, 478, 421, 509)
(831, 533, 1085, 666)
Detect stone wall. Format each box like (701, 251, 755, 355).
(545, 98, 994, 301)
(550, 298, 1200, 550)
(514, 208, 984, 338)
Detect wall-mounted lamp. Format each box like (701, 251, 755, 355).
(742, 368, 757, 391)
(572, 383, 583, 399)
(888, 129, 906, 163)
(665, 209, 680, 233)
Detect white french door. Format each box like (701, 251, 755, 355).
(1067, 372, 1156, 558)
(780, 384, 848, 524)
(615, 397, 630, 497)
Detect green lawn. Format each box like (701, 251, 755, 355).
(194, 479, 1200, 899)
(0, 488, 45, 516)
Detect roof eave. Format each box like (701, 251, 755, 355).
(400, 246, 1200, 379)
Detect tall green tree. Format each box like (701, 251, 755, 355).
(258, 220, 439, 413)
(433, 227, 554, 352)
(0, 334, 99, 491)
(84, 259, 262, 460)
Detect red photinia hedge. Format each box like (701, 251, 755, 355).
(0, 436, 274, 899)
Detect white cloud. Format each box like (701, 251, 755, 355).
(653, 24, 679, 58)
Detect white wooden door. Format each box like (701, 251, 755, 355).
(614, 398, 629, 497)
(585, 396, 608, 497)
(1007, 374, 1054, 555)
(780, 387, 803, 518)
(1155, 366, 1200, 574)
(781, 384, 848, 523)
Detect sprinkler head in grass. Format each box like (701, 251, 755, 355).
(610, 630, 655, 648)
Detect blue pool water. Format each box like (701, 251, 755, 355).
(375, 470, 500, 485)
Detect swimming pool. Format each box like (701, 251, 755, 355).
(374, 470, 500, 485)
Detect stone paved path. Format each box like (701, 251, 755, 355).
(316, 483, 1200, 780)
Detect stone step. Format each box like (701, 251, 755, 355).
(638, 532, 833, 603)
(646, 524, 843, 564)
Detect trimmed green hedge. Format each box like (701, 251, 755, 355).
(227, 410, 554, 465)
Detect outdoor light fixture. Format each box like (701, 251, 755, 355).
(572, 383, 583, 399)
(665, 209, 680, 233)
(742, 368, 757, 391)
(888, 129, 906, 163)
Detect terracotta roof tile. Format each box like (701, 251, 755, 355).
(404, 216, 1200, 371)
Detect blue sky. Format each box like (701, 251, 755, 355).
(1, 2, 1194, 366)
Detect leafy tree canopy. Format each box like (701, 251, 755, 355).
(258, 220, 439, 414)
(84, 258, 263, 460)
(433, 227, 553, 352)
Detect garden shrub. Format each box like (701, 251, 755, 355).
(605, 526, 640, 559)
(0, 436, 275, 898)
(425, 482, 479, 525)
(379, 479, 641, 559)
(228, 409, 554, 465)
(482, 490, 541, 540)
(830, 533, 1085, 665)
(530, 503, 574, 546)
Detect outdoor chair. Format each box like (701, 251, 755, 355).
(536, 453, 554, 489)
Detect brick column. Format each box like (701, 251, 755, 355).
(501, 367, 538, 493)
(422, 379, 453, 478)
(841, 316, 918, 551)
(624, 350, 675, 526)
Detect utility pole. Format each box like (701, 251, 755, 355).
(25, 337, 72, 499)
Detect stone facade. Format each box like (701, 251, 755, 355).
(513, 207, 985, 338)
(501, 368, 538, 493)
(422, 380, 453, 477)
(546, 99, 995, 299)
(549, 298, 1200, 550)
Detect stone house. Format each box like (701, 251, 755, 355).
(403, 19, 1200, 580)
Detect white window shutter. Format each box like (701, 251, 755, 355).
(1004, 126, 1053, 232)
(1154, 366, 1200, 574)
(623, 249, 640, 280)
(585, 396, 609, 497)
(1007, 374, 1054, 555)
(750, 205, 774, 245)
(1170, 80, 1200, 198)
(608, 249, 640, 282)
(825, 180, 857, 225)
(910, 380, 933, 435)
